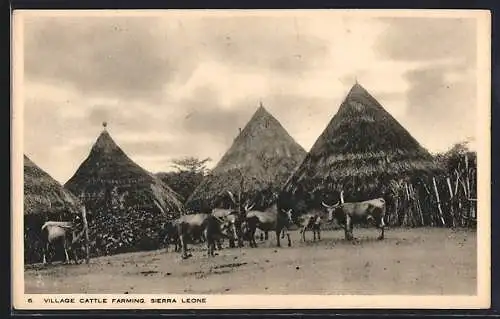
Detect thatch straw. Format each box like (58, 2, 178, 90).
(281, 83, 444, 217)
(24, 155, 86, 263)
(186, 104, 306, 211)
(24, 155, 82, 218)
(64, 129, 183, 216)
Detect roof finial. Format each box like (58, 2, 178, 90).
(259, 100, 264, 108)
(354, 76, 358, 85)
(102, 121, 108, 129)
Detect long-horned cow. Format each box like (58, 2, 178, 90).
(322, 197, 386, 240)
(176, 213, 235, 259)
(40, 221, 85, 265)
(242, 206, 294, 248)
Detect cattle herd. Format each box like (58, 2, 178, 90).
(39, 193, 387, 265)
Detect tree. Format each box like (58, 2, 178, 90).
(157, 157, 212, 203)
(171, 157, 212, 174)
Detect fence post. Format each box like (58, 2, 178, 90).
(446, 177, 455, 228)
(432, 177, 446, 226)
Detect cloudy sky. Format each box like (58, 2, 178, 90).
(19, 11, 482, 184)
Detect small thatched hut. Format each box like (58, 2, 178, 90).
(186, 104, 306, 212)
(24, 155, 85, 263)
(64, 124, 184, 256)
(280, 83, 444, 226)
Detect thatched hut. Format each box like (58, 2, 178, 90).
(280, 83, 444, 227)
(24, 155, 86, 263)
(64, 124, 184, 256)
(186, 104, 306, 212)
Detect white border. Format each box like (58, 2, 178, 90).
(11, 9, 492, 310)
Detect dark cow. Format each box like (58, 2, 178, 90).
(176, 213, 235, 259)
(322, 198, 386, 240)
(40, 221, 84, 265)
(211, 208, 244, 248)
(162, 220, 181, 252)
(243, 208, 294, 248)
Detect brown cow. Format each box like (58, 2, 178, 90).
(322, 198, 386, 240)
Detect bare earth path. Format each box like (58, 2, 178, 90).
(25, 228, 476, 295)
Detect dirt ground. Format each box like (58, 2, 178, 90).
(24, 227, 477, 295)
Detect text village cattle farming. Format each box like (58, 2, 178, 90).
(13, 10, 490, 309)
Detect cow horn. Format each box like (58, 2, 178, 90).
(321, 201, 332, 208)
(246, 203, 255, 211)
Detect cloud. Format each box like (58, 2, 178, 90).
(24, 16, 195, 102)
(21, 13, 481, 183)
(372, 17, 478, 153)
(374, 17, 476, 64)
(402, 64, 476, 150)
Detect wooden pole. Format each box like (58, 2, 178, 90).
(446, 177, 455, 228)
(404, 183, 410, 226)
(81, 206, 90, 264)
(432, 177, 446, 226)
(410, 184, 424, 226)
(465, 154, 471, 199)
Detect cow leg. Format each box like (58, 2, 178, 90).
(251, 228, 258, 248)
(42, 242, 49, 265)
(63, 247, 70, 264)
(180, 233, 189, 259)
(276, 229, 281, 247)
(345, 215, 354, 241)
(285, 228, 291, 247)
(216, 239, 223, 250)
(301, 226, 307, 242)
(318, 228, 321, 241)
(377, 217, 385, 240)
(61, 238, 70, 264)
(264, 231, 269, 240)
(71, 247, 80, 265)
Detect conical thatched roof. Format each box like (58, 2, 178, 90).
(64, 127, 183, 217)
(186, 104, 306, 211)
(281, 83, 443, 207)
(24, 155, 82, 217)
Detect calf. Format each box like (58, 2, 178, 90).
(176, 213, 234, 259)
(243, 208, 294, 248)
(298, 211, 324, 242)
(322, 198, 386, 241)
(40, 221, 84, 265)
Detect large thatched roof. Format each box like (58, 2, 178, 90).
(64, 127, 183, 217)
(24, 155, 82, 217)
(186, 104, 306, 211)
(281, 83, 442, 207)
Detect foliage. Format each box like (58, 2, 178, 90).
(157, 157, 212, 203)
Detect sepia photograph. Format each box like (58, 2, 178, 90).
(12, 9, 490, 310)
